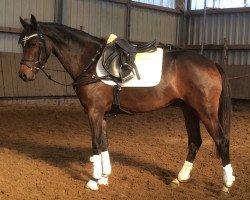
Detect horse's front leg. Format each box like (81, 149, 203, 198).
(85, 111, 111, 190)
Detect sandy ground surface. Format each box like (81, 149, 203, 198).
(0, 100, 249, 200)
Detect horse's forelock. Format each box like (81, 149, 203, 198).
(19, 28, 30, 44)
(19, 24, 37, 44)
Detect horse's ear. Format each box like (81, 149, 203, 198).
(30, 14, 38, 29)
(20, 16, 29, 29)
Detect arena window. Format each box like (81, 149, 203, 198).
(132, 0, 176, 9)
(190, 0, 250, 10)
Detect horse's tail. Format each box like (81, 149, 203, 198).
(216, 63, 232, 144)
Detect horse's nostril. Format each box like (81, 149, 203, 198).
(19, 72, 27, 80)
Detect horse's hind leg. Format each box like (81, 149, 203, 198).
(182, 105, 202, 163)
(200, 112, 235, 192)
(171, 105, 202, 186)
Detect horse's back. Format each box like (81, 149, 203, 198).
(165, 50, 222, 105)
(166, 50, 215, 68)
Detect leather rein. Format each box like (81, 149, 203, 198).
(20, 27, 105, 88)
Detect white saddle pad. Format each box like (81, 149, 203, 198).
(96, 48, 163, 87)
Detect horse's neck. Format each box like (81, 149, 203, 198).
(51, 44, 85, 79)
(47, 29, 103, 79)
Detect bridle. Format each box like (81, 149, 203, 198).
(19, 24, 106, 88)
(20, 26, 47, 72)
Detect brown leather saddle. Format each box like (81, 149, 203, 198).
(102, 38, 156, 83)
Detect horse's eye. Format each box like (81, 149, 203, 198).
(29, 42, 37, 48)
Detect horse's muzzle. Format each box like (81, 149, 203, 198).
(19, 65, 36, 81)
(19, 71, 28, 81)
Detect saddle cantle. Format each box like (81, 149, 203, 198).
(102, 37, 156, 83)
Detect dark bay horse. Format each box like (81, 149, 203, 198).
(18, 15, 235, 192)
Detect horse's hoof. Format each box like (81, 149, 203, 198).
(219, 186, 232, 198)
(98, 176, 109, 186)
(220, 185, 231, 193)
(85, 180, 99, 191)
(221, 185, 229, 193)
(170, 178, 180, 188)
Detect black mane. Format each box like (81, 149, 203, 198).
(20, 21, 106, 47)
(42, 22, 106, 47)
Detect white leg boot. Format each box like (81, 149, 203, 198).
(98, 151, 111, 186)
(101, 151, 112, 175)
(178, 161, 193, 182)
(171, 161, 193, 187)
(85, 155, 102, 190)
(222, 164, 235, 192)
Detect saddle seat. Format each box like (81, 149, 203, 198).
(102, 35, 156, 83)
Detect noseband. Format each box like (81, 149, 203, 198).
(20, 27, 47, 72)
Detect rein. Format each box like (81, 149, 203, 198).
(40, 68, 72, 86)
(40, 44, 104, 88)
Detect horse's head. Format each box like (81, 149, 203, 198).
(19, 14, 51, 81)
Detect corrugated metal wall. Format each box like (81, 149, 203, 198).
(224, 65, 250, 99)
(130, 6, 179, 43)
(62, 0, 126, 38)
(187, 12, 250, 99)
(0, 0, 56, 53)
(62, 0, 179, 43)
(188, 12, 250, 64)
(0, 0, 179, 53)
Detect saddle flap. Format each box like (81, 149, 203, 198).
(102, 45, 132, 80)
